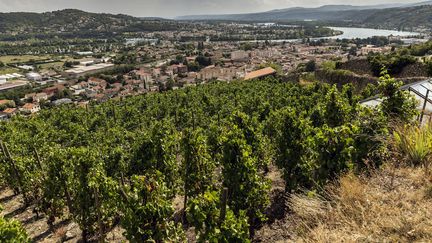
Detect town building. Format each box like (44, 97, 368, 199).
(26, 72, 43, 81)
(63, 63, 115, 78)
(244, 67, 277, 81)
(21, 103, 41, 114)
(231, 50, 250, 62)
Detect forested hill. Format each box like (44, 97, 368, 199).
(360, 5, 432, 30)
(0, 9, 179, 35)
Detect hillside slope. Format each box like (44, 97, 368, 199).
(0, 9, 180, 36)
(255, 164, 432, 242)
(362, 5, 432, 29)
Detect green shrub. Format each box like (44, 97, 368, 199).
(393, 125, 432, 167)
(120, 174, 185, 242)
(378, 70, 418, 122)
(0, 206, 29, 243)
(368, 53, 416, 76)
(188, 190, 250, 243)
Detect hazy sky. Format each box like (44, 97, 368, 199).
(0, 0, 423, 18)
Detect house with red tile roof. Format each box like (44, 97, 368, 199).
(21, 103, 40, 114)
(244, 67, 276, 81)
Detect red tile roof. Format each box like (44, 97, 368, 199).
(244, 67, 276, 80)
(22, 103, 37, 110)
(3, 108, 16, 114)
(0, 100, 12, 105)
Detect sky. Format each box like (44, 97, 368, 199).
(0, 0, 423, 18)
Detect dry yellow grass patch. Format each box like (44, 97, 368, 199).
(289, 165, 432, 242)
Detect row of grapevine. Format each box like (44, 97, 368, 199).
(0, 74, 415, 241)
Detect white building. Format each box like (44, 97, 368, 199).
(0, 73, 24, 84)
(26, 72, 43, 81)
(0, 76, 6, 85)
(231, 50, 249, 61)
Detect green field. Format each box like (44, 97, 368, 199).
(0, 67, 20, 75)
(38, 61, 65, 71)
(0, 55, 52, 64)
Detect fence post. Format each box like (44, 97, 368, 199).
(420, 89, 430, 124)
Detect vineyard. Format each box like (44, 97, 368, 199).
(0, 75, 416, 242)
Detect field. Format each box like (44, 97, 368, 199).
(38, 61, 65, 72)
(0, 67, 20, 75)
(0, 55, 68, 73)
(0, 55, 52, 64)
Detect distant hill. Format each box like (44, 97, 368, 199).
(0, 9, 181, 38)
(410, 0, 432, 7)
(0, 9, 137, 32)
(176, 2, 432, 30)
(359, 5, 432, 30)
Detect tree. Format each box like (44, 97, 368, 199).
(195, 56, 212, 68)
(166, 78, 175, 91)
(349, 46, 358, 56)
(187, 62, 200, 72)
(197, 42, 205, 50)
(305, 60, 316, 72)
(378, 70, 417, 122)
(63, 61, 79, 68)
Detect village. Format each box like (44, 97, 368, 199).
(0, 33, 426, 120)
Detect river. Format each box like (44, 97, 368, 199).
(238, 26, 422, 43)
(327, 26, 420, 39)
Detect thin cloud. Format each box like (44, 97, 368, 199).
(0, 0, 423, 17)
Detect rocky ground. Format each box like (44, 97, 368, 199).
(0, 188, 125, 242)
(3, 162, 430, 242)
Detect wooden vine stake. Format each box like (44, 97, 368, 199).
(219, 187, 229, 226)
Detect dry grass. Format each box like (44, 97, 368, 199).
(254, 124, 432, 243)
(288, 165, 432, 242)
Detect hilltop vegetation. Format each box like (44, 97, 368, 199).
(359, 5, 432, 30)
